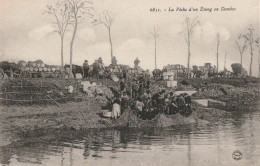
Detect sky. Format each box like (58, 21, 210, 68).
(0, 0, 259, 76)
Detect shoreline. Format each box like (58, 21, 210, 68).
(0, 77, 259, 134)
(0, 97, 239, 131)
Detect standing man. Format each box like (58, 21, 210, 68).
(132, 80, 138, 99)
(112, 56, 117, 66)
(120, 78, 126, 92)
(146, 79, 150, 90)
(134, 57, 140, 69)
(98, 57, 104, 69)
(121, 91, 129, 115)
(93, 60, 99, 79)
(83, 60, 89, 78)
(138, 80, 144, 96)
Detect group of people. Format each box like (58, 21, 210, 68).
(108, 74, 192, 120)
(134, 90, 192, 120)
(83, 58, 193, 120)
(82, 57, 105, 79)
(109, 75, 151, 119)
(105, 90, 130, 120)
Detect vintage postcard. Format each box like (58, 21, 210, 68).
(0, 0, 259, 165)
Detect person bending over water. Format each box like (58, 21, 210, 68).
(112, 95, 121, 119)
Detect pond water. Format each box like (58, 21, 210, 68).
(0, 111, 260, 166)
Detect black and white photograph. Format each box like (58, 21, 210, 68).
(0, 0, 259, 165)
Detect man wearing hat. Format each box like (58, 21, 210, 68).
(134, 57, 140, 69)
(83, 60, 89, 78)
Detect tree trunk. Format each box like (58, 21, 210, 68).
(250, 53, 253, 76)
(216, 34, 219, 73)
(187, 43, 191, 78)
(69, 20, 78, 77)
(187, 21, 191, 79)
(224, 51, 227, 70)
(249, 42, 253, 76)
(248, 28, 254, 77)
(108, 28, 113, 64)
(240, 52, 243, 67)
(240, 54, 243, 67)
(155, 39, 157, 69)
(258, 47, 260, 78)
(61, 35, 64, 67)
(258, 59, 260, 78)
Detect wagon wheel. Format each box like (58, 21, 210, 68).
(13, 71, 20, 78)
(20, 71, 31, 79)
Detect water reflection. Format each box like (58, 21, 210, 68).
(0, 111, 260, 166)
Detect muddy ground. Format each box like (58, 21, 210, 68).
(0, 77, 259, 139)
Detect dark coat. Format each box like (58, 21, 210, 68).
(64, 64, 83, 77)
(83, 63, 89, 71)
(120, 81, 126, 91)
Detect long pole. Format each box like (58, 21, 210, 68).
(155, 37, 157, 69)
(216, 34, 220, 73)
(108, 27, 113, 64)
(248, 26, 254, 76)
(154, 26, 157, 70)
(224, 50, 227, 70)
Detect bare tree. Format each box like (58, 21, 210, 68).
(255, 37, 260, 78)
(235, 34, 248, 67)
(244, 25, 255, 76)
(67, 0, 93, 76)
(149, 26, 159, 69)
(93, 11, 115, 64)
(182, 17, 199, 78)
(216, 33, 220, 72)
(44, 0, 70, 67)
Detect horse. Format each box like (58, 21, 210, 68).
(0, 61, 20, 78)
(64, 64, 83, 78)
(152, 69, 162, 80)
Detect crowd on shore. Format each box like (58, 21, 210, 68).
(104, 75, 192, 120)
(81, 57, 194, 120)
